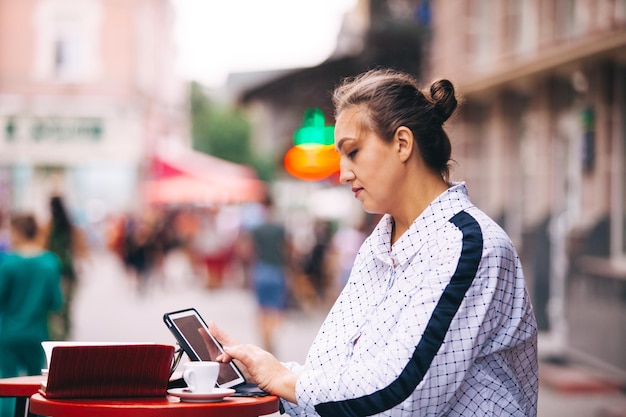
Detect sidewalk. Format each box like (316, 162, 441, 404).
(71, 249, 626, 416)
(537, 337, 626, 417)
(538, 362, 626, 417)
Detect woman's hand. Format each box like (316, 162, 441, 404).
(209, 321, 298, 403)
(222, 344, 298, 404)
(208, 321, 252, 380)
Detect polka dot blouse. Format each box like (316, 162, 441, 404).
(281, 182, 538, 417)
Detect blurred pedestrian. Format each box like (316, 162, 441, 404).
(247, 194, 291, 354)
(190, 207, 238, 289)
(0, 213, 63, 417)
(122, 214, 161, 295)
(300, 219, 333, 305)
(326, 216, 369, 302)
(210, 69, 538, 416)
(105, 213, 127, 262)
(42, 195, 87, 340)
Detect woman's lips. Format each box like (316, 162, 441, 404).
(352, 187, 363, 198)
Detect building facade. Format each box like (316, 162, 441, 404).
(428, 0, 626, 372)
(0, 0, 188, 223)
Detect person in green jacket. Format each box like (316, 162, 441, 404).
(0, 213, 63, 417)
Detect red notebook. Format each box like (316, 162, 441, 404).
(40, 344, 175, 399)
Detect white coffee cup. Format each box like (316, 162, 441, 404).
(182, 361, 219, 393)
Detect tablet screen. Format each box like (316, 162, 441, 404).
(164, 308, 246, 388)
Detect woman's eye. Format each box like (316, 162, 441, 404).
(347, 149, 358, 159)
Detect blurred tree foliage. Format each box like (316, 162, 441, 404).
(190, 82, 274, 181)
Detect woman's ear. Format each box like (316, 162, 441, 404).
(395, 126, 414, 163)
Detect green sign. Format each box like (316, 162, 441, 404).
(3, 117, 104, 143)
(31, 118, 103, 141)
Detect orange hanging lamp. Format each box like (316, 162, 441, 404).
(284, 108, 339, 182)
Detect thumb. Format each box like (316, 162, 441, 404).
(222, 344, 246, 361)
(214, 345, 236, 364)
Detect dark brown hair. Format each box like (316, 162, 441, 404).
(50, 195, 72, 233)
(332, 68, 458, 180)
(11, 213, 38, 240)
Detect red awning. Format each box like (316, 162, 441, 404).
(144, 145, 266, 205)
(149, 144, 259, 180)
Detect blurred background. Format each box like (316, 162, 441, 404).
(0, 0, 625, 416)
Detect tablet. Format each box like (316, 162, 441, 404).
(163, 308, 246, 389)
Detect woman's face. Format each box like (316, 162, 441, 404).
(335, 106, 404, 214)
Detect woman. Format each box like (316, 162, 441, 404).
(247, 194, 290, 354)
(211, 69, 538, 416)
(0, 214, 63, 417)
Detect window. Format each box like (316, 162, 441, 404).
(33, 0, 102, 82)
(554, 0, 577, 40)
(466, 0, 493, 68)
(503, 0, 539, 56)
(616, 0, 626, 24)
(622, 117, 626, 259)
(614, 66, 626, 262)
(53, 19, 82, 80)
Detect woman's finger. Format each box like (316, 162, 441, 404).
(206, 325, 253, 380)
(208, 320, 238, 345)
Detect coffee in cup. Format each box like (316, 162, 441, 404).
(182, 361, 219, 393)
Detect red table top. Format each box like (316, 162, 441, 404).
(0, 375, 46, 397)
(29, 392, 280, 417)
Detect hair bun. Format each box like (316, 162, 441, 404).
(429, 79, 457, 124)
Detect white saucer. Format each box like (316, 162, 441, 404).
(167, 387, 235, 402)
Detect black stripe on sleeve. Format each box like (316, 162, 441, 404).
(315, 211, 483, 417)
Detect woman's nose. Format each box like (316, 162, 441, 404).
(338, 160, 354, 184)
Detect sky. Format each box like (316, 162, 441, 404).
(171, 0, 358, 87)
